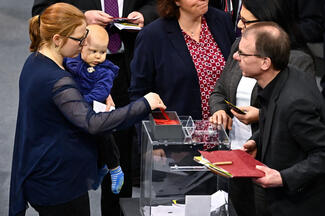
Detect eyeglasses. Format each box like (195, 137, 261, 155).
(239, 16, 261, 28)
(67, 28, 89, 46)
(237, 50, 262, 58)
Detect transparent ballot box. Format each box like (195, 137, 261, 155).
(140, 116, 231, 216)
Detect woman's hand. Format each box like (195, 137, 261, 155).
(231, 106, 259, 125)
(105, 94, 115, 111)
(144, 93, 166, 110)
(209, 110, 232, 130)
(242, 140, 257, 158)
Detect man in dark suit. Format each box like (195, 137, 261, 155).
(286, 0, 324, 43)
(32, 1, 158, 215)
(238, 22, 325, 216)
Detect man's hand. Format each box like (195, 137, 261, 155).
(84, 10, 113, 26)
(127, 11, 144, 27)
(231, 106, 259, 125)
(209, 110, 232, 130)
(242, 140, 257, 158)
(253, 165, 283, 188)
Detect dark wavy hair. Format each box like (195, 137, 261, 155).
(157, 0, 180, 19)
(242, 0, 306, 50)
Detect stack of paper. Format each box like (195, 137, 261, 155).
(114, 22, 142, 31)
(194, 150, 265, 178)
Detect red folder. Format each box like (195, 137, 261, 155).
(198, 150, 265, 178)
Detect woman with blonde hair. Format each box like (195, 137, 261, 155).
(9, 3, 165, 216)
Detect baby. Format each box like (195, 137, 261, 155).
(64, 24, 123, 194)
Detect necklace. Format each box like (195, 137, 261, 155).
(179, 20, 201, 38)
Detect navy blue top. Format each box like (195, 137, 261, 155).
(129, 8, 235, 119)
(9, 53, 150, 216)
(64, 54, 119, 104)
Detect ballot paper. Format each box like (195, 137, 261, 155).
(93, 100, 115, 113)
(211, 190, 228, 213)
(114, 22, 142, 31)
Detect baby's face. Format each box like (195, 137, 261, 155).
(81, 38, 107, 67)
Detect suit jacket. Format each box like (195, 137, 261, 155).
(287, 0, 324, 43)
(32, 0, 157, 24)
(209, 37, 315, 133)
(320, 2, 325, 98)
(255, 66, 325, 216)
(32, 0, 158, 54)
(129, 7, 235, 119)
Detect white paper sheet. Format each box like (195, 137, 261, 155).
(144, 204, 185, 216)
(93, 100, 115, 113)
(114, 22, 142, 31)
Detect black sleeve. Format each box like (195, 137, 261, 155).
(292, 0, 324, 43)
(52, 76, 151, 134)
(280, 98, 325, 192)
(137, 0, 159, 25)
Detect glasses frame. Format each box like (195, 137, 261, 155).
(239, 16, 262, 28)
(237, 50, 262, 58)
(67, 28, 89, 46)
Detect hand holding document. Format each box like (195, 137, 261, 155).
(112, 16, 142, 31)
(194, 150, 265, 178)
(93, 100, 115, 113)
(112, 16, 140, 23)
(113, 22, 142, 31)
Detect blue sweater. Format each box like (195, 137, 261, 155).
(64, 54, 119, 104)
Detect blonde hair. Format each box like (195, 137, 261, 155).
(87, 24, 109, 47)
(29, 3, 85, 52)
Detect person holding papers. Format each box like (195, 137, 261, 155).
(9, 3, 165, 215)
(208, 1, 315, 215)
(32, 1, 159, 215)
(241, 22, 325, 216)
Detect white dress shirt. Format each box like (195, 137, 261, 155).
(229, 76, 256, 149)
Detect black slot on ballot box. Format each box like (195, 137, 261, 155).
(149, 111, 184, 140)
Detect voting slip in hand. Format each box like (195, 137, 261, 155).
(113, 22, 142, 31)
(194, 150, 265, 178)
(112, 17, 139, 23)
